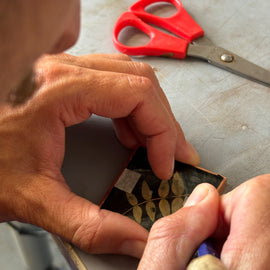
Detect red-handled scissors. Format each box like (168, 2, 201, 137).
(113, 0, 270, 87)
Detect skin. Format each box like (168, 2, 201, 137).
(0, 0, 269, 268)
(0, 52, 199, 257)
(139, 175, 270, 270)
(0, 0, 80, 101)
(0, 0, 199, 258)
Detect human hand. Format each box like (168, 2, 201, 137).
(214, 174, 270, 269)
(33, 53, 199, 179)
(138, 175, 270, 269)
(0, 53, 199, 257)
(138, 183, 220, 269)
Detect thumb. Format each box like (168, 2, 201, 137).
(14, 176, 148, 258)
(138, 183, 219, 270)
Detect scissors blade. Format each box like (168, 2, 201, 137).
(187, 44, 270, 87)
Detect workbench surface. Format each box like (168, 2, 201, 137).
(61, 0, 270, 269)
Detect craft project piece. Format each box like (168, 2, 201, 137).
(101, 147, 226, 231)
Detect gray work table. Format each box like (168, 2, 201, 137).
(60, 0, 270, 269)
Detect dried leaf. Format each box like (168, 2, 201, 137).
(146, 201, 156, 222)
(171, 198, 183, 213)
(133, 205, 142, 224)
(158, 180, 170, 198)
(172, 172, 184, 196)
(126, 192, 138, 206)
(159, 199, 171, 217)
(141, 180, 152, 201)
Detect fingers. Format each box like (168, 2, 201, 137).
(138, 184, 219, 270)
(11, 175, 148, 258)
(213, 174, 270, 270)
(112, 117, 142, 149)
(34, 53, 199, 179)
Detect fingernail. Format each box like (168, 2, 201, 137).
(186, 141, 200, 165)
(120, 240, 146, 259)
(184, 184, 210, 207)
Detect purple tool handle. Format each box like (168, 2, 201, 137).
(197, 240, 219, 258)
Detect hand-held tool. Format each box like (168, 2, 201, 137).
(113, 0, 270, 87)
(187, 240, 228, 270)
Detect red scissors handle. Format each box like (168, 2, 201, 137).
(130, 0, 204, 42)
(113, 11, 189, 59)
